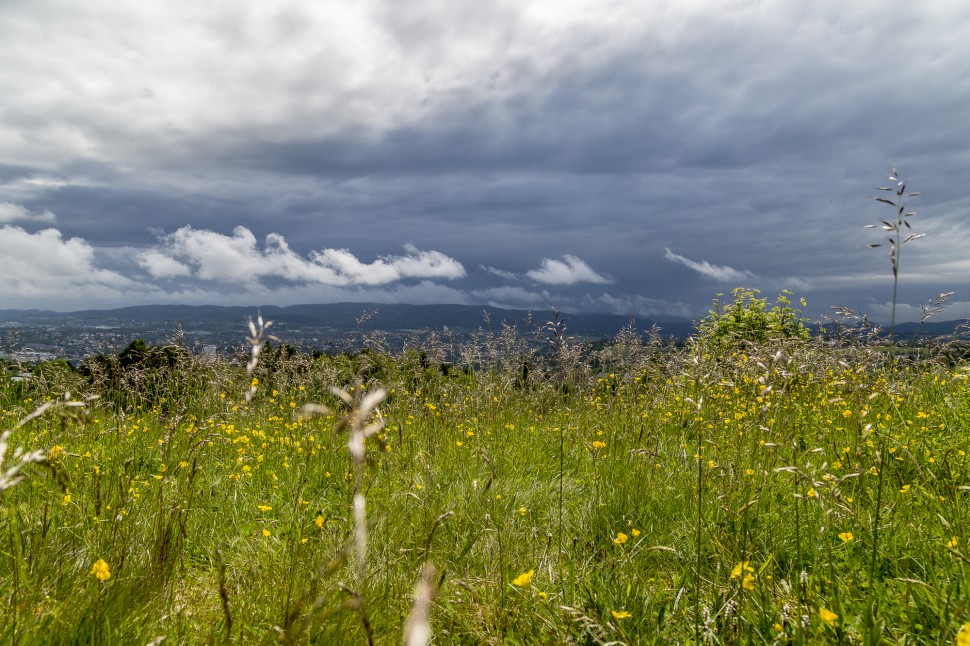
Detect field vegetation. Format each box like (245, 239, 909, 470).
(2, 291, 970, 645)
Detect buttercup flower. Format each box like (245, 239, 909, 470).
(819, 608, 838, 626)
(731, 561, 754, 579)
(90, 559, 111, 581)
(957, 622, 970, 646)
(512, 569, 534, 586)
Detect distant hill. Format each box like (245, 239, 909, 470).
(0, 303, 697, 339)
(871, 319, 968, 340)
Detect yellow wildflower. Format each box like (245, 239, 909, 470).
(512, 569, 534, 586)
(262, 528, 271, 537)
(316, 515, 324, 529)
(838, 532, 854, 542)
(89, 559, 111, 581)
(947, 536, 959, 549)
(957, 622, 970, 646)
(731, 561, 754, 579)
(592, 441, 606, 450)
(819, 608, 838, 626)
(614, 532, 628, 545)
(611, 610, 632, 620)
(257, 505, 272, 512)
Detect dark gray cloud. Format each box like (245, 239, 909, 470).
(1, 0, 969, 322)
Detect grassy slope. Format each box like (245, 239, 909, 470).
(2, 337, 970, 644)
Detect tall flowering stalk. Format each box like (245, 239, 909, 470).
(0, 429, 46, 493)
(332, 382, 387, 572)
(866, 166, 924, 356)
(863, 168, 923, 639)
(244, 313, 276, 406)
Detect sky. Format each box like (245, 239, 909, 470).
(1, 0, 969, 324)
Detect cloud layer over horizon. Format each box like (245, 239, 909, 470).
(2, 0, 970, 323)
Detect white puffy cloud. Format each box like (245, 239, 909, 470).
(0, 202, 56, 224)
(0, 226, 146, 308)
(526, 255, 612, 285)
(149, 226, 465, 286)
(137, 250, 192, 278)
(0, 225, 472, 310)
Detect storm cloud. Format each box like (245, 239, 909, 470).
(2, 0, 969, 322)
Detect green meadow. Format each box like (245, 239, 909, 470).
(2, 293, 970, 644)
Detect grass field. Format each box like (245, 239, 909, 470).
(2, 309, 970, 644)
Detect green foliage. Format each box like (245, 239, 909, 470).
(79, 339, 217, 413)
(694, 287, 811, 350)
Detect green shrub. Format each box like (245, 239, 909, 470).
(694, 287, 811, 350)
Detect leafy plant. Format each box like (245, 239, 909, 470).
(693, 287, 811, 350)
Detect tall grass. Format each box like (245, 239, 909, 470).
(2, 311, 970, 643)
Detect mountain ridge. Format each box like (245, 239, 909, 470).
(0, 302, 696, 339)
(1, 303, 964, 341)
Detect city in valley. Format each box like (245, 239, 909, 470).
(0, 303, 695, 366)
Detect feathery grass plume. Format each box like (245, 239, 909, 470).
(2, 392, 99, 493)
(244, 312, 276, 406)
(911, 291, 953, 359)
(866, 166, 924, 355)
(0, 429, 46, 493)
(403, 563, 437, 646)
(332, 381, 386, 571)
(546, 308, 586, 389)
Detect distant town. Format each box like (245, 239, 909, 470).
(0, 303, 696, 365)
(0, 313, 440, 365)
(1, 303, 963, 367)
